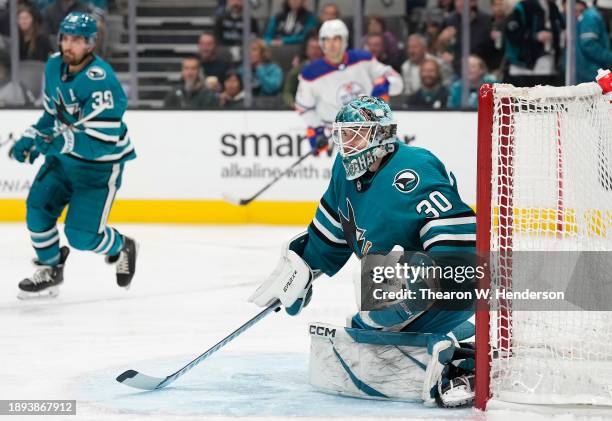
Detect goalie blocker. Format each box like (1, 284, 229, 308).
(308, 322, 475, 407)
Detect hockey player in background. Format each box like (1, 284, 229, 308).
(9, 12, 138, 299)
(250, 96, 476, 407)
(295, 19, 403, 154)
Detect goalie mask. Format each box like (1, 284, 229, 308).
(332, 96, 398, 180)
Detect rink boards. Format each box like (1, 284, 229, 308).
(0, 110, 477, 224)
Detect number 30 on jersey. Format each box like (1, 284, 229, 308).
(416, 191, 453, 218)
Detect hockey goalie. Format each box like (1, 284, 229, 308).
(249, 96, 477, 407)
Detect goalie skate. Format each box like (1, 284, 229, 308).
(436, 374, 475, 408)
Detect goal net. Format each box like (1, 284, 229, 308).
(475, 82, 612, 409)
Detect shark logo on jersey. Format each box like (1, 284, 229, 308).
(53, 88, 82, 126)
(339, 198, 372, 257)
(336, 82, 366, 106)
(393, 169, 419, 193)
(87, 66, 106, 81)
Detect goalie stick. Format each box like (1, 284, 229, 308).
(116, 300, 281, 390)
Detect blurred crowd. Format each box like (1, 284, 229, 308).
(0, 0, 106, 105)
(0, 0, 611, 109)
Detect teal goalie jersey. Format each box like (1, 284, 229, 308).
(302, 142, 476, 275)
(34, 53, 135, 163)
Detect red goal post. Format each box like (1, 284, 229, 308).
(474, 82, 612, 410)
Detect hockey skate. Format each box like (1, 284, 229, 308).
(436, 373, 475, 408)
(18, 246, 70, 300)
(106, 236, 138, 289)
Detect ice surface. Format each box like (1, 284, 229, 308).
(0, 223, 608, 420)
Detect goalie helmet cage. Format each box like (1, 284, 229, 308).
(474, 82, 612, 410)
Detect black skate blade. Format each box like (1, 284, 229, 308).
(17, 286, 60, 300)
(116, 369, 166, 390)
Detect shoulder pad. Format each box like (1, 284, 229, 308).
(301, 58, 335, 81)
(347, 49, 373, 65)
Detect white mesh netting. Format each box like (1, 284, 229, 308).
(488, 83, 612, 405)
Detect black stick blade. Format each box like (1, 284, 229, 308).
(116, 369, 166, 390)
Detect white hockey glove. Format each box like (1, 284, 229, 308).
(248, 243, 313, 316)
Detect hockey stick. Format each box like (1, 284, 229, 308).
(116, 299, 282, 391)
(7, 105, 110, 161)
(222, 151, 314, 206)
(46, 104, 110, 141)
(222, 133, 413, 206)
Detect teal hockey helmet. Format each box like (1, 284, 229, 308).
(332, 95, 398, 180)
(58, 12, 98, 48)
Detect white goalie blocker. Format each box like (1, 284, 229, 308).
(308, 322, 455, 405)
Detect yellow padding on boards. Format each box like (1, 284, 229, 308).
(0, 199, 319, 225)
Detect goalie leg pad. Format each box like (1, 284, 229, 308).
(308, 322, 455, 404)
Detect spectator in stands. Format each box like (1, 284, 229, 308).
(282, 33, 322, 108)
(263, 0, 317, 46)
(0, 54, 34, 106)
(41, 0, 95, 34)
(198, 32, 230, 89)
(163, 55, 217, 108)
(365, 34, 393, 67)
(319, 3, 340, 22)
(575, 0, 612, 83)
(488, 0, 507, 80)
(361, 16, 401, 70)
(447, 54, 495, 108)
(504, 0, 563, 87)
(219, 70, 245, 108)
(249, 39, 283, 95)
(315, 3, 354, 48)
(433, 24, 456, 72)
(407, 59, 448, 109)
(214, 0, 259, 46)
(440, 0, 494, 77)
(18, 5, 54, 61)
(401, 34, 444, 96)
(420, 10, 444, 49)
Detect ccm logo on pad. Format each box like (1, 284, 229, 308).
(310, 325, 336, 338)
